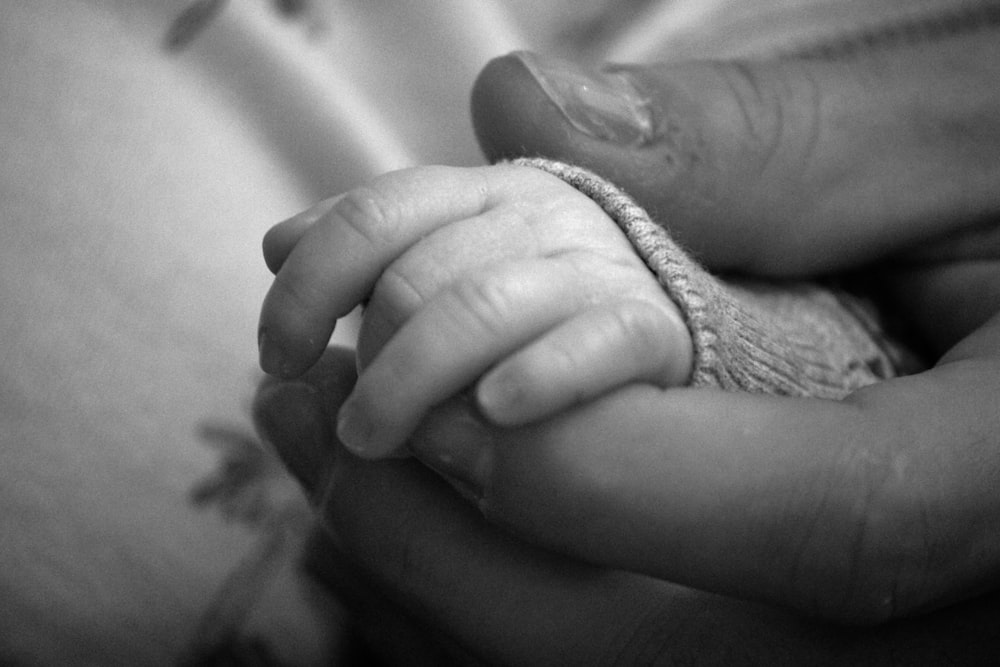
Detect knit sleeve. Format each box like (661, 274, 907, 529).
(514, 157, 913, 398)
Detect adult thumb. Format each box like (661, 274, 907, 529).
(471, 30, 1000, 276)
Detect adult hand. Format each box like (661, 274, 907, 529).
(254, 348, 1000, 665)
(256, 19, 1000, 660)
(439, 29, 1000, 623)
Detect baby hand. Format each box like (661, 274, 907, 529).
(258, 164, 692, 458)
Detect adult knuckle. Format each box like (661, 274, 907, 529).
(711, 60, 781, 167)
(597, 602, 786, 667)
(792, 431, 931, 624)
(716, 60, 823, 162)
(383, 510, 438, 596)
(594, 604, 680, 667)
(850, 483, 935, 623)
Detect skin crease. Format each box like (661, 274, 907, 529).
(254, 18, 1000, 667)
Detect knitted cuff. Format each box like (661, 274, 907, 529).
(515, 157, 902, 399)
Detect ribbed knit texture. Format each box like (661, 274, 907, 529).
(516, 157, 903, 398)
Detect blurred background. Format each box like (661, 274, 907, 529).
(0, 0, 967, 664)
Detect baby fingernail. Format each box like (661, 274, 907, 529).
(514, 50, 659, 147)
(258, 329, 287, 377)
(336, 397, 375, 457)
(475, 374, 520, 427)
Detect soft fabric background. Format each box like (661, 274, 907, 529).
(0, 1, 970, 664)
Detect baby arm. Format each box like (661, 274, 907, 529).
(259, 163, 693, 458)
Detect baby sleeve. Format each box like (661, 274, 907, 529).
(515, 157, 915, 398)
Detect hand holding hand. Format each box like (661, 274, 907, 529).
(258, 164, 692, 458)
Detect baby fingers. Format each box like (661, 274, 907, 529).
(259, 166, 496, 378)
(261, 196, 341, 274)
(475, 299, 691, 427)
(336, 258, 630, 459)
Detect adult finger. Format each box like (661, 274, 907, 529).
(474, 298, 691, 427)
(252, 346, 358, 504)
(301, 530, 485, 667)
(312, 440, 828, 667)
(409, 315, 1000, 624)
(253, 354, 715, 666)
(876, 259, 1000, 358)
(471, 28, 1000, 275)
(258, 166, 495, 378)
(253, 367, 851, 666)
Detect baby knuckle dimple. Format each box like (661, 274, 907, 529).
(610, 300, 667, 335)
(329, 184, 400, 248)
(451, 272, 521, 333)
(607, 301, 674, 356)
(358, 268, 430, 367)
(372, 263, 428, 323)
(271, 266, 325, 314)
(540, 336, 585, 381)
